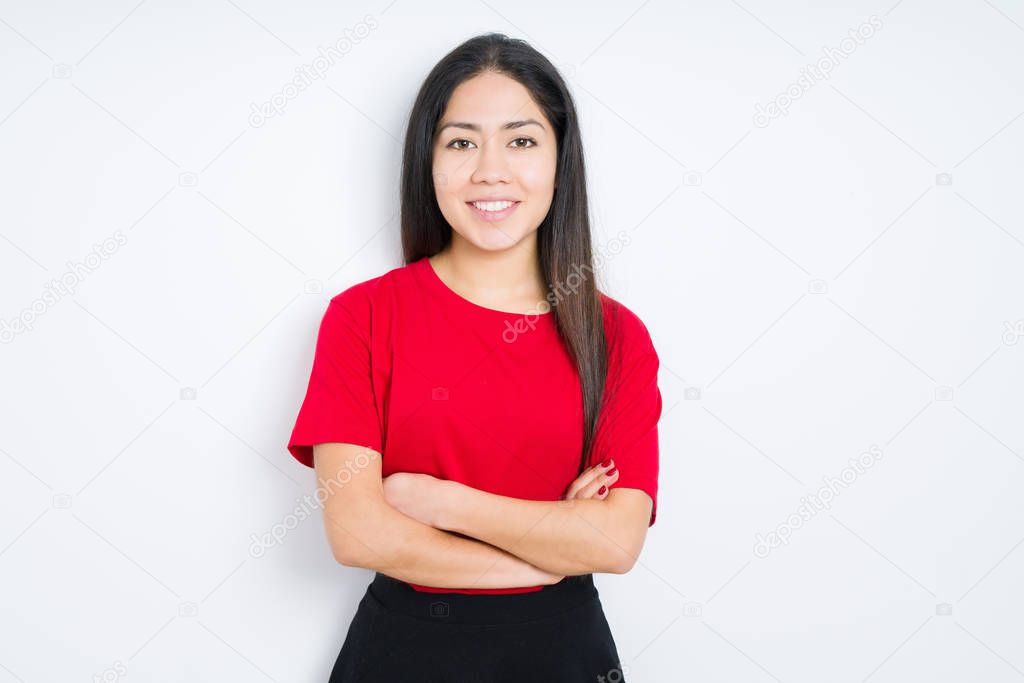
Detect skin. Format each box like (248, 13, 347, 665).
(384, 459, 621, 529)
(315, 444, 625, 589)
(315, 442, 565, 589)
(428, 70, 557, 314)
(381, 464, 650, 577)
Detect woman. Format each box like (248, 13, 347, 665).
(287, 32, 662, 682)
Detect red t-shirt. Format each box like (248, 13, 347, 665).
(287, 256, 662, 594)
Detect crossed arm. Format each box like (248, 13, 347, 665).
(315, 443, 652, 588)
(383, 472, 652, 576)
(315, 442, 561, 590)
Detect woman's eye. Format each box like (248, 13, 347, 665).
(446, 137, 536, 150)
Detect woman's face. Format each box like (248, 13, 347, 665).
(432, 71, 558, 253)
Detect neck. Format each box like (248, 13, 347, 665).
(430, 233, 547, 310)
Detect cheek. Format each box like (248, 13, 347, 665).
(432, 148, 464, 177)
(434, 185, 461, 216)
(515, 155, 557, 194)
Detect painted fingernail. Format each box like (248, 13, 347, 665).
(598, 485, 607, 495)
(601, 459, 612, 468)
(606, 467, 617, 476)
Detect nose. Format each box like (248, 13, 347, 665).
(469, 137, 511, 184)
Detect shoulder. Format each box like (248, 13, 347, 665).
(315, 261, 423, 342)
(327, 260, 419, 314)
(598, 291, 657, 359)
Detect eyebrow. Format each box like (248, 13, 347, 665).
(436, 118, 545, 135)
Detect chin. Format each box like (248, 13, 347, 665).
(462, 229, 523, 252)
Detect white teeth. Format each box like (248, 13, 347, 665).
(472, 200, 515, 211)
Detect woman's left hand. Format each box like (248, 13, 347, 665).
(381, 472, 448, 527)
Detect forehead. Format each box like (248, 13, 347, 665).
(441, 72, 547, 129)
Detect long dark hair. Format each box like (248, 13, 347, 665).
(400, 33, 610, 476)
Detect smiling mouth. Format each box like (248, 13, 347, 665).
(466, 200, 521, 221)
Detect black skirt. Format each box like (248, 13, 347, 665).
(329, 572, 627, 682)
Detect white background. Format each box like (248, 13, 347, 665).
(1, 1, 1023, 681)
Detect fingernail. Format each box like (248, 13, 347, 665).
(598, 485, 607, 495)
(601, 459, 612, 468)
(606, 467, 617, 476)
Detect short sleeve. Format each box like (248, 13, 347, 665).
(591, 305, 663, 526)
(287, 290, 383, 468)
